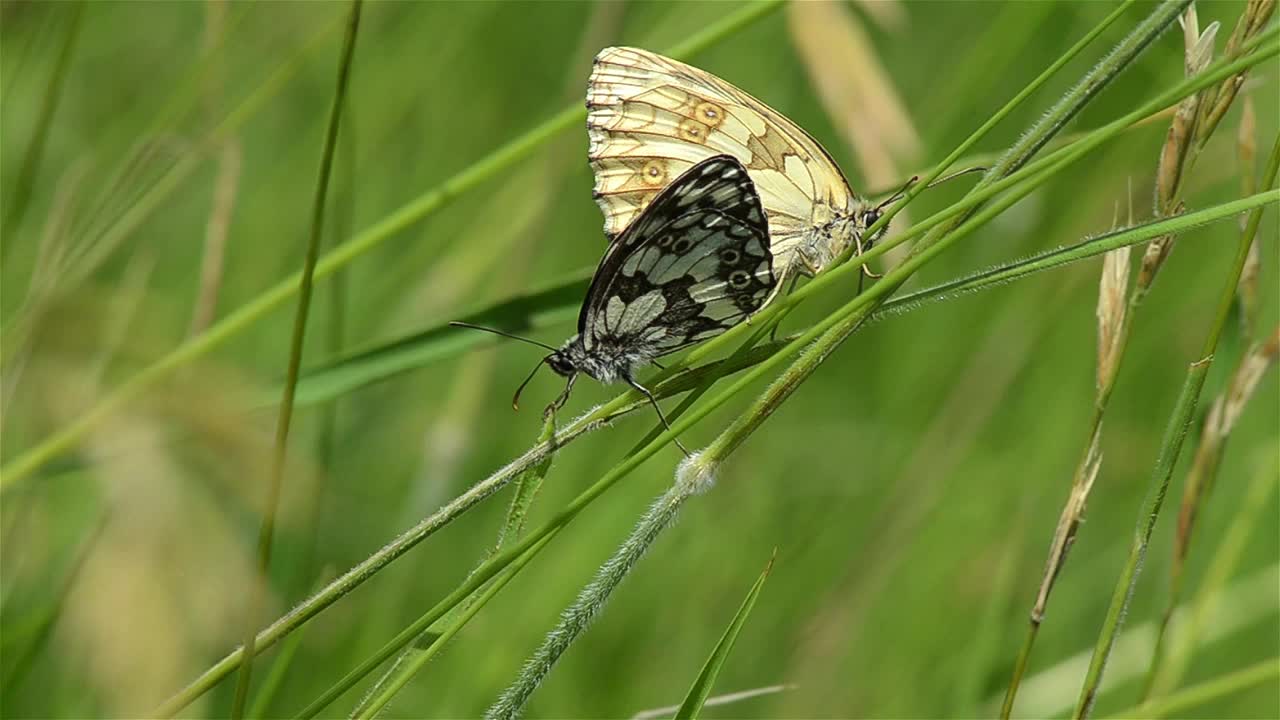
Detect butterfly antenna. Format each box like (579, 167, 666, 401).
(448, 321, 559, 353)
(875, 166, 987, 209)
(924, 166, 987, 189)
(878, 175, 920, 209)
(511, 357, 546, 411)
(626, 377, 690, 457)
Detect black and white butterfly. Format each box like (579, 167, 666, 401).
(453, 155, 776, 453)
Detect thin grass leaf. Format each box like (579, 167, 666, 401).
(487, 453, 723, 720)
(275, 189, 1274, 717)
(991, 561, 1277, 717)
(291, 186, 1270, 411)
(1109, 657, 1280, 720)
(1142, 325, 1279, 700)
(296, 534, 555, 720)
(0, 511, 107, 691)
(284, 268, 590, 407)
(1, 1, 84, 244)
(149, 61, 1280, 716)
(244, 609, 309, 719)
(305, 96, 358, 582)
(0, 0, 787, 490)
(349, 415, 557, 719)
(1145, 444, 1280, 700)
(1006, 9, 1274, 714)
(673, 553, 776, 720)
(310, 188, 1280, 720)
(631, 684, 796, 720)
(229, 3, 363, 716)
(1073, 133, 1280, 719)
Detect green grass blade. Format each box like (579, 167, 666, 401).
(229, 3, 364, 716)
(279, 185, 1276, 717)
(674, 553, 776, 720)
(347, 415, 556, 719)
(1, 1, 84, 245)
(149, 188, 1279, 719)
(244, 621, 308, 719)
(1073, 132, 1280, 719)
(145, 12, 1276, 717)
(0, 0, 784, 490)
(290, 188, 1274, 412)
(1105, 658, 1280, 720)
(283, 267, 590, 407)
(0, 512, 106, 692)
(296, 534, 555, 720)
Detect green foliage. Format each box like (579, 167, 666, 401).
(674, 553, 775, 720)
(2, 2, 1277, 718)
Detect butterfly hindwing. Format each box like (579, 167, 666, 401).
(587, 46, 863, 279)
(580, 156, 775, 356)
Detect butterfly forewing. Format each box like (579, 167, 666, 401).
(580, 155, 776, 357)
(587, 46, 863, 280)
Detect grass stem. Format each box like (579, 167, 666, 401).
(1105, 657, 1280, 720)
(486, 457, 719, 719)
(228, 3, 363, 716)
(7, 9, 1275, 489)
(1, 1, 84, 246)
(1072, 131, 1280, 719)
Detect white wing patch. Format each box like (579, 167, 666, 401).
(612, 290, 667, 334)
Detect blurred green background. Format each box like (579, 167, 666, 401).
(2, 1, 1277, 718)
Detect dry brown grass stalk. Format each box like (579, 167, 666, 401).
(1032, 439, 1103, 625)
(188, 0, 242, 336)
(1142, 6, 1219, 287)
(787, 0, 920, 218)
(1006, 6, 1271, 714)
(188, 140, 242, 336)
(1236, 98, 1261, 336)
(1196, 0, 1277, 145)
(1097, 245, 1131, 390)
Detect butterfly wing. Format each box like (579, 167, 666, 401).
(579, 155, 776, 358)
(587, 46, 860, 276)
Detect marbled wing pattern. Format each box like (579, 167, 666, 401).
(572, 154, 775, 381)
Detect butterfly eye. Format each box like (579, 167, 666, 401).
(719, 248, 741, 265)
(728, 270, 752, 288)
(671, 237, 693, 254)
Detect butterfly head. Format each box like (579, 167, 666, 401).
(856, 206, 889, 251)
(544, 342, 580, 378)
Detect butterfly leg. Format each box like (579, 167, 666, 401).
(855, 234, 883, 280)
(798, 249, 822, 277)
(544, 373, 577, 420)
(769, 274, 802, 343)
(625, 376, 690, 457)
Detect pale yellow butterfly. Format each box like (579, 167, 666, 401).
(587, 46, 888, 302)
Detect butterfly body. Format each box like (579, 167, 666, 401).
(587, 46, 885, 294)
(546, 334, 653, 387)
(454, 156, 776, 452)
